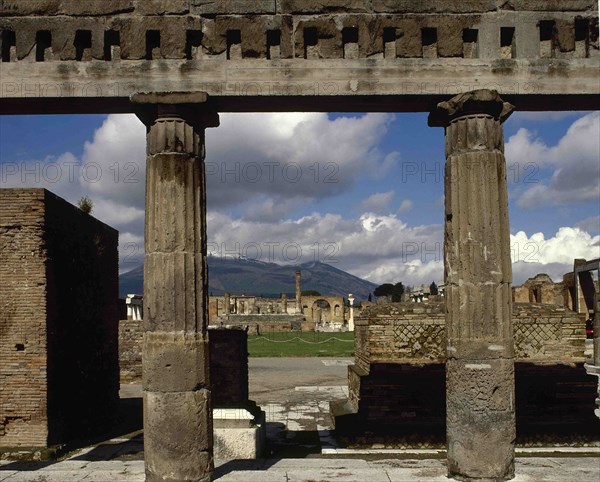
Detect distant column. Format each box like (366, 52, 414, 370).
(132, 92, 219, 482)
(348, 294, 355, 331)
(429, 90, 516, 481)
(281, 293, 288, 314)
(295, 270, 302, 313)
(224, 293, 231, 315)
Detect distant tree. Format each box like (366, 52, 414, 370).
(430, 282, 439, 295)
(302, 289, 321, 296)
(77, 196, 93, 214)
(368, 293, 372, 302)
(391, 282, 405, 302)
(374, 283, 394, 297)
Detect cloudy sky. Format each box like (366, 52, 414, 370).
(1, 109, 599, 287)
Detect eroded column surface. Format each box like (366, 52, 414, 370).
(132, 93, 219, 482)
(429, 90, 516, 482)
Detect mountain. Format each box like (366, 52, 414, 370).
(119, 257, 377, 301)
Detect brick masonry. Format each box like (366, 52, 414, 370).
(0, 188, 119, 448)
(334, 302, 600, 444)
(119, 323, 251, 407)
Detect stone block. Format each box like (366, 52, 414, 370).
(0, 0, 60, 17)
(144, 390, 213, 481)
(277, 0, 371, 14)
(191, 0, 276, 15)
(59, 0, 134, 16)
(294, 17, 341, 59)
(134, 0, 189, 16)
(556, 19, 576, 52)
(373, 1, 498, 14)
(213, 408, 266, 459)
(142, 332, 209, 392)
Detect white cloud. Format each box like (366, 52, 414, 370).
(398, 199, 414, 214)
(506, 112, 600, 208)
(205, 112, 397, 209)
(360, 191, 395, 213)
(510, 227, 600, 282)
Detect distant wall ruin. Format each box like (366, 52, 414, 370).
(0, 188, 119, 448)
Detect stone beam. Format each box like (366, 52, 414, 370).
(0, 3, 598, 114)
(0, 58, 599, 114)
(132, 92, 219, 482)
(430, 90, 516, 481)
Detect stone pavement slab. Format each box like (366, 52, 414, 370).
(1, 457, 599, 481)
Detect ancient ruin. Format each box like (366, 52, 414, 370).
(0, 188, 119, 451)
(1, 1, 599, 481)
(334, 301, 599, 441)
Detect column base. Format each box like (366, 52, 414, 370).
(144, 390, 213, 482)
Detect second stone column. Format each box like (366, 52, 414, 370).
(132, 92, 219, 482)
(429, 90, 516, 481)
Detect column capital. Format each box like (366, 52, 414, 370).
(428, 89, 514, 128)
(130, 91, 220, 129)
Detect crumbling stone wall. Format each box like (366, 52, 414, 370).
(119, 318, 143, 384)
(513, 273, 565, 306)
(354, 302, 586, 369)
(119, 322, 252, 401)
(335, 301, 599, 445)
(0, 188, 119, 448)
(0, 1, 597, 63)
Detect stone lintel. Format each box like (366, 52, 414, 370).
(131, 91, 220, 129)
(428, 89, 515, 127)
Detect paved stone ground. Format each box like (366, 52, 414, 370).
(1, 358, 599, 481)
(2, 455, 599, 481)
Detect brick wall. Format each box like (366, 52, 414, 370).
(0, 188, 119, 448)
(119, 318, 143, 384)
(119, 322, 251, 407)
(336, 301, 599, 444)
(0, 189, 48, 447)
(209, 327, 249, 406)
(354, 302, 586, 367)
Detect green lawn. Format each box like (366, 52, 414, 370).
(247, 331, 355, 357)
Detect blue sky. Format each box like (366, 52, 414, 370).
(1, 110, 599, 286)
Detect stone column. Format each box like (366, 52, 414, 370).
(224, 292, 231, 315)
(132, 92, 219, 482)
(295, 270, 302, 313)
(281, 293, 288, 314)
(348, 293, 355, 331)
(429, 90, 516, 481)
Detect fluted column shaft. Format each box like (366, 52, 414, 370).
(132, 93, 219, 482)
(430, 90, 516, 482)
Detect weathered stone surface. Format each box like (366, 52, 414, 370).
(431, 90, 516, 481)
(60, 0, 134, 16)
(144, 390, 213, 482)
(135, 0, 189, 16)
(0, 0, 61, 17)
(192, 0, 276, 15)
(278, 0, 371, 14)
(142, 332, 209, 392)
(135, 97, 218, 482)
